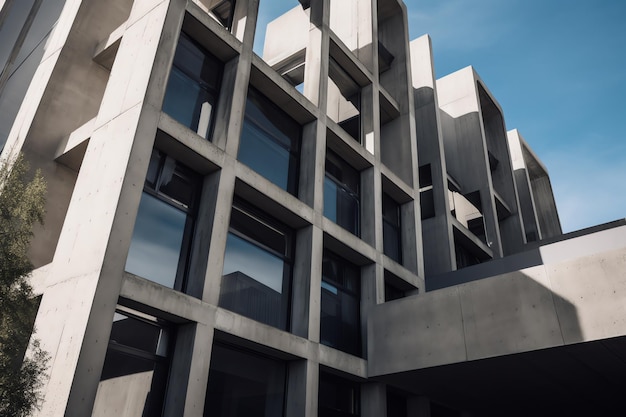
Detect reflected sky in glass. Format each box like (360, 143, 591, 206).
(222, 233, 284, 293)
(125, 193, 186, 288)
(238, 121, 293, 191)
(324, 176, 338, 222)
(162, 68, 206, 132)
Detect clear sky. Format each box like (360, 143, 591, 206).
(404, 0, 626, 232)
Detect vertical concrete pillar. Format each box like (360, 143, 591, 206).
(30, 1, 184, 415)
(361, 382, 387, 417)
(163, 320, 216, 417)
(286, 358, 320, 417)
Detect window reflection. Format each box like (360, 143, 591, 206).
(382, 193, 402, 263)
(238, 87, 301, 195)
(324, 151, 360, 236)
(92, 310, 171, 417)
(219, 201, 294, 330)
(126, 149, 199, 290)
(162, 32, 223, 139)
(320, 250, 361, 357)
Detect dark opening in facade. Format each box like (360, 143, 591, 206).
(319, 371, 360, 417)
(382, 193, 402, 263)
(324, 150, 360, 236)
(320, 250, 361, 357)
(205, 343, 287, 417)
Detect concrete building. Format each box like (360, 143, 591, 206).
(0, 0, 624, 416)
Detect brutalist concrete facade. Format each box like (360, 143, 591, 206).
(1, 0, 623, 416)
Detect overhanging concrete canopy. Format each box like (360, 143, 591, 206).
(368, 222, 626, 415)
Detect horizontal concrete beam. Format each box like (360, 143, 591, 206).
(368, 225, 626, 376)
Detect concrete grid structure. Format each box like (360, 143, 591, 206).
(1, 0, 625, 416)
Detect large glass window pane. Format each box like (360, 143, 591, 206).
(126, 193, 186, 288)
(320, 251, 361, 356)
(219, 202, 294, 330)
(324, 151, 359, 236)
(162, 33, 222, 139)
(238, 87, 301, 195)
(92, 311, 171, 417)
(205, 344, 286, 417)
(382, 193, 401, 263)
(125, 150, 199, 290)
(319, 372, 360, 417)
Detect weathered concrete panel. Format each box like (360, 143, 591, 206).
(459, 266, 563, 360)
(368, 287, 466, 375)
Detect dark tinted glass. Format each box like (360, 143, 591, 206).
(205, 344, 286, 417)
(125, 193, 186, 288)
(238, 87, 301, 194)
(382, 194, 401, 262)
(219, 203, 293, 330)
(324, 152, 360, 235)
(320, 251, 361, 356)
(162, 33, 222, 138)
(319, 372, 360, 417)
(126, 150, 199, 290)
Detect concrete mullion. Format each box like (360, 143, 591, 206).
(200, 164, 236, 306)
(361, 382, 387, 417)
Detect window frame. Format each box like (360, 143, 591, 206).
(219, 199, 296, 331)
(324, 150, 361, 236)
(126, 149, 201, 291)
(162, 31, 224, 139)
(238, 86, 302, 195)
(320, 250, 361, 357)
(382, 192, 402, 263)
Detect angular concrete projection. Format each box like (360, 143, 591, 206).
(368, 221, 626, 415)
(434, 66, 526, 279)
(508, 128, 562, 241)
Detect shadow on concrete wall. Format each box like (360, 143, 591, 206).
(369, 267, 626, 416)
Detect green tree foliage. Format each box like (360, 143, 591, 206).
(0, 153, 48, 417)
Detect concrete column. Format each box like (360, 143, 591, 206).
(361, 382, 387, 417)
(214, 0, 256, 155)
(286, 358, 320, 417)
(30, 1, 184, 415)
(163, 321, 215, 417)
(200, 165, 236, 306)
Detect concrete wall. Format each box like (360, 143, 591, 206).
(368, 223, 626, 376)
(410, 35, 454, 276)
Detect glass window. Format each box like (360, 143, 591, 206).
(319, 371, 360, 417)
(219, 201, 294, 330)
(382, 193, 402, 263)
(126, 149, 199, 290)
(205, 343, 286, 417)
(92, 310, 171, 417)
(324, 150, 360, 236)
(162, 32, 223, 139)
(320, 251, 361, 357)
(419, 165, 435, 220)
(238, 87, 302, 195)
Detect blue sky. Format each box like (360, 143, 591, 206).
(257, 1, 625, 233)
(404, 0, 626, 232)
